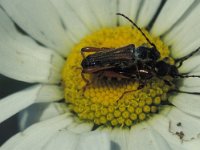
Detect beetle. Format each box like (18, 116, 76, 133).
(81, 13, 160, 85)
(81, 13, 200, 96)
(81, 44, 159, 79)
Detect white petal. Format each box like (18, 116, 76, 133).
(178, 55, 200, 74)
(0, 85, 40, 124)
(181, 77, 200, 86)
(0, 8, 17, 39)
(151, 0, 194, 36)
(128, 122, 171, 150)
(0, 84, 64, 123)
(110, 128, 130, 150)
(0, 9, 65, 83)
(1, 113, 74, 150)
(0, 0, 71, 56)
(167, 107, 200, 141)
(43, 130, 110, 150)
(148, 114, 187, 150)
(169, 93, 200, 117)
(50, 0, 91, 43)
(0, 43, 63, 83)
(19, 103, 67, 130)
(77, 131, 111, 150)
(36, 85, 64, 102)
(118, 0, 141, 25)
(65, 0, 101, 31)
(88, 0, 117, 27)
(137, 0, 162, 28)
(43, 130, 79, 150)
(163, 2, 200, 58)
(67, 122, 93, 134)
(183, 138, 200, 150)
(178, 78, 200, 93)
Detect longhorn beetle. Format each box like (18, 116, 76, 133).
(81, 13, 200, 98)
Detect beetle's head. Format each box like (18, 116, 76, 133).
(155, 61, 179, 77)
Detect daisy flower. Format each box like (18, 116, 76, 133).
(1, 0, 200, 149)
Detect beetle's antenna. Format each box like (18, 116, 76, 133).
(176, 74, 200, 78)
(175, 47, 200, 68)
(116, 13, 156, 48)
(170, 89, 200, 95)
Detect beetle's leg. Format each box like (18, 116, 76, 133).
(117, 80, 145, 101)
(117, 89, 137, 100)
(169, 89, 200, 95)
(81, 72, 92, 92)
(162, 79, 174, 86)
(175, 73, 200, 79)
(137, 81, 145, 89)
(136, 65, 141, 80)
(81, 70, 130, 95)
(175, 47, 200, 68)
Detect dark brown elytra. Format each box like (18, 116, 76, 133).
(80, 13, 200, 98)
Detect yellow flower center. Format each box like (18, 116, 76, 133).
(62, 26, 173, 127)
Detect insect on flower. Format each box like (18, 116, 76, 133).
(81, 13, 200, 97)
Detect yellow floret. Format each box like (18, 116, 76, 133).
(62, 26, 173, 127)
